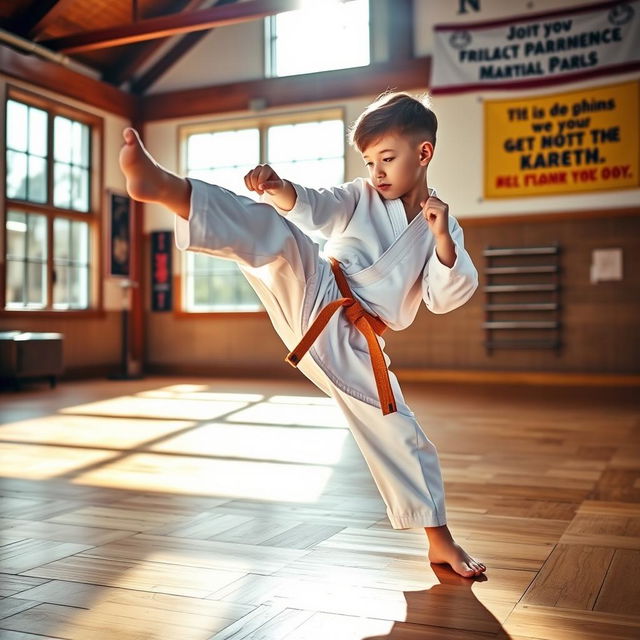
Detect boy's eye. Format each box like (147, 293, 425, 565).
(365, 162, 373, 167)
(383, 157, 394, 162)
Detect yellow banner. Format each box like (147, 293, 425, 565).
(484, 81, 639, 198)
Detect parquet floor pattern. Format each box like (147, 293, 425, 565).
(0, 376, 638, 639)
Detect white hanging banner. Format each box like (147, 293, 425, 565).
(431, 0, 640, 94)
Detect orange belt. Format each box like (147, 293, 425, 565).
(285, 257, 397, 415)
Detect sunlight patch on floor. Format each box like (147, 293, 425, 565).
(268, 395, 335, 405)
(227, 400, 347, 428)
(137, 388, 264, 403)
(0, 414, 195, 449)
(149, 422, 350, 465)
(0, 442, 117, 480)
(70, 452, 335, 502)
(59, 396, 250, 421)
(2, 383, 346, 501)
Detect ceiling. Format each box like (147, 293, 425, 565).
(0, 0, 276, 94)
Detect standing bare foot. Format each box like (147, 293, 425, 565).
(119, 128, 191, 219)
(425, 525, 486, 578)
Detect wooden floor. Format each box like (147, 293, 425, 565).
(0, 375, 638, 640)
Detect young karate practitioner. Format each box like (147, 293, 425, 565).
(119, 92, 486, 578)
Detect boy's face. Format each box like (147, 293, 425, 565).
(361, 133, 432, 201)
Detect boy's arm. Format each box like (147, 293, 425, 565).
(422, 215, 479, 314)
(245, 164, 358, 239)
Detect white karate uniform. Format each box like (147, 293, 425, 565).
(175, 177, 479, 529)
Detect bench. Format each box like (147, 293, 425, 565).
(0, 331, 64, 389)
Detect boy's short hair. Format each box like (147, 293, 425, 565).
(349, 91, 437, 153)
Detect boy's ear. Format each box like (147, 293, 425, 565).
(419, 141, 434, 166)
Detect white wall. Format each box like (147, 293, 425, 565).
(147, 0, 393, 93)
(148, 20, 265, 93)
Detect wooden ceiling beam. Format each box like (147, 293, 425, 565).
(103, 0, 211, 87)
(130, 29, 209, 94)
(129, 0, 239, 93)
(0, 44, 136, 119)
(39, 0, 303, 54)
(140, 56, 432, 121)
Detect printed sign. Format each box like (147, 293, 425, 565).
(432, 1, 640, 93)
(484, 81, 639, 198)
(151, 231, 172, 312)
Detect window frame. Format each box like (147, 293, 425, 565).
(176, 107, 346, 317)
(1, 85, 104, 317)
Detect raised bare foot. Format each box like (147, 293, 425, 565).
(428, 539, 486, 578)
(119, 128, 166, 203)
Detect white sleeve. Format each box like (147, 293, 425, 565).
(422, 216, 479, 314)
(261, 179, 361, 239)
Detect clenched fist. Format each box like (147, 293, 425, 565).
(244, 164, 296, 212)
(244, 164, 286, 196)
(420, 195, 450, 238)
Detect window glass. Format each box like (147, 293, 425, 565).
(185, 128, 262, 311)
(53, 218, 90, 309)
(4, 96, 96, 311)
(53, 116, 90, 211)
(5, 211, 47, 309)
(267, 120, 344, 189)
(182, 116, 345, 312)
(268, 0, 369, 77)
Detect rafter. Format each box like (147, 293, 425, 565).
(140, 57, 432, 121)
(130, 29, 207, 94)
(129, 0, 239, 93)
(39, 0, 303, 54)
(103, 0, 210, 87)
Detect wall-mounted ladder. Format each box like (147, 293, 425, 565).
(483, 244, 562, 354)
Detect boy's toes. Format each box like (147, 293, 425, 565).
(452, 561, 476, 577)
(123, 127, 138, 144)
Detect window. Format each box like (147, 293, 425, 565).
(266, 0, 370, 77)
(182, 113, 345, 313)
(3, 88, 100, 312)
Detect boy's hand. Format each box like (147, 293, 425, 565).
(244, 164, 285, 196)
(421, 196, 456, 267)
(244, 164, 296, 212)
(420, 195, 450, 238)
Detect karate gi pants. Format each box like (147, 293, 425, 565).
(176, 180, 448, 529)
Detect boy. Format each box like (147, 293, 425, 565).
(119, 92, 486, 578)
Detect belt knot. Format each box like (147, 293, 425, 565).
(284, 257, 397, 415)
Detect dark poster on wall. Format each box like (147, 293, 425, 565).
(151, 231, 172, 312)
(109, 192, 131, 277)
